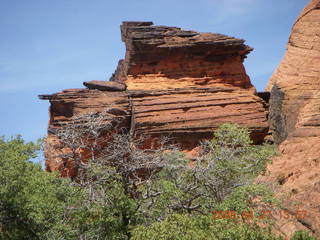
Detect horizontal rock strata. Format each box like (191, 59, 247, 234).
(41, 22, 269, 177)
(129, 88, 268, 148)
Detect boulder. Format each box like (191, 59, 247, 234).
(83, 80, 127, 91)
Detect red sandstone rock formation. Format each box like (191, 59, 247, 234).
(259, 1, 320, 238)
(40, 22, 268, 177)
(115, 21, 268, 147)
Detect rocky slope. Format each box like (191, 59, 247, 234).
(40, 22, 269, 177)
(259, 0, 320, 238)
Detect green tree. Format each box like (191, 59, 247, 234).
(0, 136, 134, 240)
(0, 136, 77, 239)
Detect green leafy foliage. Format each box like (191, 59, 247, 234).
(216, 184, 278, 213)
(0, 136, 77, 239)
(131, 183, 282, 240)
(131, 213, 282, 240)
(68, 161, 138, 240)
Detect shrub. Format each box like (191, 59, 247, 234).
(216, 184, 278, 213)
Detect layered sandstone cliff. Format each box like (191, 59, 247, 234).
(259, 1, 320, 238)
(40, 22, 269, 177)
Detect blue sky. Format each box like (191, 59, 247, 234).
(0, 0, 309, 143)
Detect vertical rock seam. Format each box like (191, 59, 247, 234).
(268, 85, 287, 144)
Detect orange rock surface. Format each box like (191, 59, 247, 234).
(257, 136, 320, 239)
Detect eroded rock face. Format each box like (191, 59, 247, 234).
(260, 1, 320, 238)
(41, 22, 269, 177)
